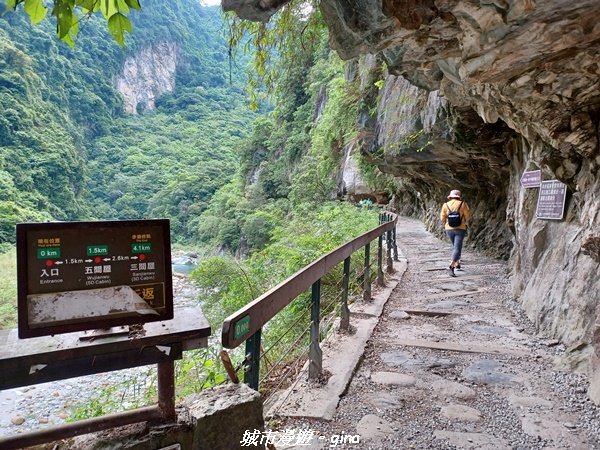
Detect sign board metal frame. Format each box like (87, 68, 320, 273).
(16, 219, 173, 338)
(0, 306, 210, 449)
(536, 180, 567, 220)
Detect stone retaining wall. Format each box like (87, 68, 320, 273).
(36, 383, 263, 450)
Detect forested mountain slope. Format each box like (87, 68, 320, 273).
(0, 4, 389, 410)
(0, 0, 256, 243)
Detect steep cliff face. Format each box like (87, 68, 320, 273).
(225, 0, 600, 401)
(114, 42, 180, 114)
(354, 59, 515, 257)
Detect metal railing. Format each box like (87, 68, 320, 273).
(0, 307, 210, 450)
(221, 212, 398, 391)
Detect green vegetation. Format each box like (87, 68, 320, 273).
(193, 202, 378, 384)
(192, 204, 378, 327)
(183, 9, 395, 390)
(0, 1, 256, 244)
(192, 20, 370, 253)
(68, 347, 226, 420)
(3, 0, 142, 47)
(85, 84, 253, 239)
(0, 1, 257, 333)
(0, 249, 17, 329)
(67, 201, 379, 417)
(1, 0, 399, 417)
(225, 0, 324, 109)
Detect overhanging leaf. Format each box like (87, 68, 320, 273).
(116, 0, 129, 13)
(55, 3, 73, 39)
(76, 0, 97, 13)
(24, 0, 47, 23)
(100, 0, 117, 18)
(61, 9, 79, 47)
(107, 12, 131, 46)
(124, 0, 141, 10)
(62, 29, 75, 47)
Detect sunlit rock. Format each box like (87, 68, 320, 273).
(115, 41, 180, 114)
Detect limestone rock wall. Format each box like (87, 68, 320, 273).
(508, 141, 600, 398)
(338, 142, 371, 200)
(357, 67, 514, 257)
(224, 0, 600, 401)
(114, 42, 180, 114)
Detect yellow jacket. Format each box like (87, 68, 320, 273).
(440, 199, 470, 230)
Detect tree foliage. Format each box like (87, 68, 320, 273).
(4, 0, 141, 46)
(0, 0, 397, 416)
(190, 9, 388, 255)
(225, 0, 324, 109)
(190, 202, 378, 327)
(0, 1, 256, 244)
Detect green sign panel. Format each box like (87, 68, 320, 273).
(17, 219, 174, 339)
(87, 245, 109, 256)
(132, 243, 152, 253)
(37, 247, 61, 259)
(234, 315, 250, 340)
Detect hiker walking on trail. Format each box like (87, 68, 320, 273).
(440, 189, 470, 277)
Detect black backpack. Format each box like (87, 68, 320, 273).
(446, 201, 463, 227)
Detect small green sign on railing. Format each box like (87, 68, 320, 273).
(234, 315, 250, 340)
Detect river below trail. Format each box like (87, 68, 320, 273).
(0, 266, 202, 438)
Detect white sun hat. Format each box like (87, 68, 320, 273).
(447, 190, 462, 199)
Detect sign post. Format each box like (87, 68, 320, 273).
(16, 219, 173, 338)
(536, 180, 567, 220)
(520, 169, 541, 188)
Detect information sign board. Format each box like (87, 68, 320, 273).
(536, 180, 567, 220)
(520, 170, 541, 188)
(16, 219, 173, 338)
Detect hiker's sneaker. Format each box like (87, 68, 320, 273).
(456, 263, 462, 271)
(446, 267, 456, 277)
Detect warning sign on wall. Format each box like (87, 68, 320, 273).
(536, 180, 567, 220)
(520, 170, 541, 188)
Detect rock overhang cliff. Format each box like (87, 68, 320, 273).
(223, 0, 600, 401)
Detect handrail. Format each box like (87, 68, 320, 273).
(222, 213, 397, 349)
(0, 308, 210, 450)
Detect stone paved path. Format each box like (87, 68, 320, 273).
(275, 218, 600, 449)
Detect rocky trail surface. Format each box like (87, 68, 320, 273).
(274, 218, 600, 449)
(0, 271, 200, 438)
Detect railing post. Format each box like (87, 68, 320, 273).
(386, 229, 394, 273)
(309, 279, 323, 380)
(340, 257, 351, 331)
(157, 360, 176, 421)
(377, 235, 384, 286)
(363, 242, 371, 301)
(392, 225, 399, 261)
(244, 329, 261, 390)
